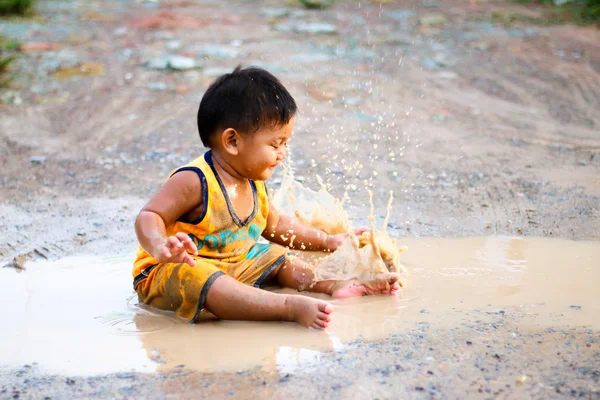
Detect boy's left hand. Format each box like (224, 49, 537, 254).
(324, 227, 368, 252)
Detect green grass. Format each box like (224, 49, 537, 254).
(511, 0, 600, 25)
(0, 35, 20, 87)
(0, 54, 17, 87)
(0, 0, 35, 16)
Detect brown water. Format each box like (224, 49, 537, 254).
(1, 237, 598, 376)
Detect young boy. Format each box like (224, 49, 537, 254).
(133, 66, 400, 329)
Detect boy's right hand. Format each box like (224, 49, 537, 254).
(154, 232, 198, 267)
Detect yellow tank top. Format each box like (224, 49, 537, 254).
(132, 151, 270, 277)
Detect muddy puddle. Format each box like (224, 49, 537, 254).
(1, 237, 598, 376)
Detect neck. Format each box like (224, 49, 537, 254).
(210, 151, 248, 184)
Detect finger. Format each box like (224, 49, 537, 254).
(158, 244, 172, 259)
(177, 233, 198, 255)
(175, 232, 191, 244)
(353, 227, 368, 235)
(184, 254, 196, 267)
(167, 236, 183, 249)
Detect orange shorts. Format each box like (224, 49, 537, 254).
(133, 243, 287, 323)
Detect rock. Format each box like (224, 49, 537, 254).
(113, 27, 128, 36)
(419, 14, 447, 27)
(294, 23, 337, 34)
(553, 0, 573, 5)
(261, 8, 290, 18)
(516, 375, 528, 385)
(30, 156, 46, 165)
(145, 56, 201, 70)
(168, 56, 198, 70)
(3, 254, 28, 270)
(166, 40, 183, 50)
(298, 0, 334, 9)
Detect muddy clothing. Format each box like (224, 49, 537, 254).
(132, 152, 287, 323)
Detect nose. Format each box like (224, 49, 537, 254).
(277, 146, 286, 161)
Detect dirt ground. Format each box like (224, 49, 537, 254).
(1, 0, 599, 398)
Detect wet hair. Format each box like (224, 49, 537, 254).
(197, 65, 297, 147)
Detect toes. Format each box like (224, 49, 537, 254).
(314, 318, 329, 328)
(311, 322, 325, 330)
(318, 302, 334, 314)
(317, 312, 331, 323)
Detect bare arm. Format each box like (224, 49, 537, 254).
(262, 201, 356, 252)
(135, 170, 200, 266)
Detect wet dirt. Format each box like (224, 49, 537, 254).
(2, 237, 598, 379)
(1, 0, 600, 398)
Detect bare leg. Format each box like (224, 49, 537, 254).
(273, 256, 401, 299)
(204, 274, 333, 329)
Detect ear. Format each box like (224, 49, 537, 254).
(220, 128, 240, 155)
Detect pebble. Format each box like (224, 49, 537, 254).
(167, 56, 199, 70)
(113, 27, 128, 36)
(298, 0, 334, 9)
(30, 156, 47, 165)
(166, 40, 183, 50)
(261, 8, 290, 18)
(145, 56, 201, 70)
(294, 23, 337, 34)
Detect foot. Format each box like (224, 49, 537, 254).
(286, 295, 334, 329)
(331, 273, 400, 299)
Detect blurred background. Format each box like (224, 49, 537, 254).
(1, 0, 599, 266)
(1, 1, 599, 398)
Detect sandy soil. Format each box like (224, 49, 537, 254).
(1, 0, 599, 398)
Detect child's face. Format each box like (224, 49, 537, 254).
(238, 117, 294, 181)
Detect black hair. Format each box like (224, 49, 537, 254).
(197, 65, 297, 147)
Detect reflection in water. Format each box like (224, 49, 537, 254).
(0, 237, 598, 376)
